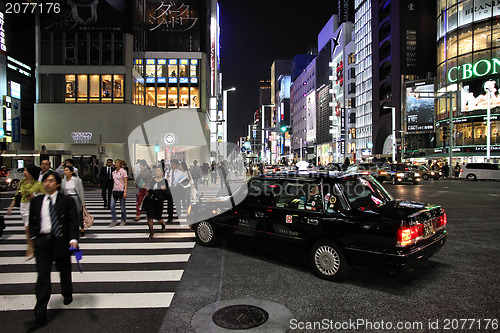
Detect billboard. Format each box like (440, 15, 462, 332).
(41, 0, 126, 31)
(306, 91, 316, 143)
(461, 77, 500, 112)
(406, 83, 435, 131)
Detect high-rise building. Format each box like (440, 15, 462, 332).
(354, 0, 436, 162)
(435, 0, 500, 163)
(34, 0, 220, 180)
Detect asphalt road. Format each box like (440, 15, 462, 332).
(167, 179, 500, 333)
(1, 179, 499, 333)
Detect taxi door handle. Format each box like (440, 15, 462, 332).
(255, 212, 264, 218)
(307, 219, 319, 225)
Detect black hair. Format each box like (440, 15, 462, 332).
(65, 159, 74, 165)
(25, 165, 40, 180)
(107, 159, 113, 163)
(42, 170, 61, 185)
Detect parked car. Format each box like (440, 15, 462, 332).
(7, 168, 25, 190)
(0, 177, 11, 190)
(345, 163, 389, 182)
(187, 172, 447, 281)
(410, 165, 434, 180)
(388, 164, 422, 185)
(459, 163, 500, 181)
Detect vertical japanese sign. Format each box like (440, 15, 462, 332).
(11, 97, 21, 143)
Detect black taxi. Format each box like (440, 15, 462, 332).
(187, 172, 447, 281)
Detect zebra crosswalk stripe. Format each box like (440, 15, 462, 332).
(0, 187, 196, 311)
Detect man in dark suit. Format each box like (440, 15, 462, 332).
(28, 171, 80, 329)
(99, 159, 115, 208)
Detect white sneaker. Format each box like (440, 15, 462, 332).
(108, 221, 118, 227)
(120, 221, 126, 226)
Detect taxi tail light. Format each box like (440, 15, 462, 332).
(397, 224, 423, 247)
(436, 213, 447, 229)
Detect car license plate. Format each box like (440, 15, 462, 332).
(424, 221, 434, 237)
(408, 177, 413, 180)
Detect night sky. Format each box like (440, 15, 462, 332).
(218, 1, 338, 143)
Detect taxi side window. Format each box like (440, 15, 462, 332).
(322, 182, 341, 214)
(276, 181, 323, 212)
(246, 179, 278, 206)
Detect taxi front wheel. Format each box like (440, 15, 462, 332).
(194, 221, 219, 247)
(310, 240, 351, 281)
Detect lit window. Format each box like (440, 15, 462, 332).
(65, 75, 76, 103)
(89, 74, 100, 103)
(102, 74, 112, 102)
(168, 87, 178, 108)
(113, 74, 124, 103)
(77, 75, 88, 103)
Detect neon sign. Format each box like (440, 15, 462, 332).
(447, 58, 500, 83)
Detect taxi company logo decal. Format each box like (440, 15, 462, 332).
(286, 215, 293, 224)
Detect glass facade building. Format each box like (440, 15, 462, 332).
(354, 0, 373, 158)
(436, 0, 500, 161)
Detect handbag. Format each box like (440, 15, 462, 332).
(14, 193, 21, 207)
(82, 207, 94, 229)
(112, 190, 124, 199)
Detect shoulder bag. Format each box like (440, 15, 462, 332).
(82, 207, 94, 229)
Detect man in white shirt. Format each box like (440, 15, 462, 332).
(28, 171, 80, 328)
(38, 160, 52, 182)
(56, 159, 79, 177)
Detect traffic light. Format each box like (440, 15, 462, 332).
(280, 125, 287, 132)
(442, 126, 448, 142)
(154, 144, 160, 153)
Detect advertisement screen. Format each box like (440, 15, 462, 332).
(406, 83, 435, 131)
(461, 78, 500, 113)
(306, 91, 316, 143)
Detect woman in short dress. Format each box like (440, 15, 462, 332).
(146, 167, 167, 239)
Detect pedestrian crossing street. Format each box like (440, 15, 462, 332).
(0, 188, 197, 312)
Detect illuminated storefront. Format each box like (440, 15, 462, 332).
(436, 0, 500, 162)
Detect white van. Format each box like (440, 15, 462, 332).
(459, 163, 500, 181)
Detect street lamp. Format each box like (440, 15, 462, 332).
(382, 106, 397, 163)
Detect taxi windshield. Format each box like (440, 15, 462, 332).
(338, 175, 393, 209)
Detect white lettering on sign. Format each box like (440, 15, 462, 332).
(0, 11, 6, 53)
(72, 132, 92, 144)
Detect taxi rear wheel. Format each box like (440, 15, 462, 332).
(310, 240, 351, 281)
(194, 221, 218, 247)
(422, 174, 429, 180)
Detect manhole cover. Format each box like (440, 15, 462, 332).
(212, 304, 269, 329)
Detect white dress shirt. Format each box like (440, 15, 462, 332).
(40, 191, 78, 244)
(40, 192, 58, 234)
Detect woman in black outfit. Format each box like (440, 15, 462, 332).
(146, 167, 167, 239)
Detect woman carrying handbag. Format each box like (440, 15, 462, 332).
(6, 165, 45, 260)
(145, 167, 168, 239)
(61, 165, 86, 237)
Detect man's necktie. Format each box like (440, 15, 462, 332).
(49, 198, 62, 237)
(108, 167, 112, 179)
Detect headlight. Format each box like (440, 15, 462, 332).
(397, 173, 405, 177)
(6, 178, 11, 183)
(431, 172, 435, 175)
(414, 173, 420, 177)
